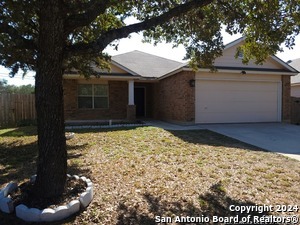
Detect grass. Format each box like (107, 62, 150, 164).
(0, 126, 299, 225)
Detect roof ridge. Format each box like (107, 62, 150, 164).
(224, 36, 244, 49)
(288, 58, 300, 74)
(288, 58, 300, 63)
(112, 50, 184, 64)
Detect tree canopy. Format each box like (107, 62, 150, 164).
(1, 0, 300, 76)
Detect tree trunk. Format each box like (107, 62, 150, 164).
(34, 0, 67, 198)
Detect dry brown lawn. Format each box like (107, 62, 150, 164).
(0, 126, 299, 225)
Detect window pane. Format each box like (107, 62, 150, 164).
(94, 84, 108, 96)
(94, 97, 108, 108)
(238, 50, 244, 58)
(78, 84, 92, 96)
(78, 97, 92, 108)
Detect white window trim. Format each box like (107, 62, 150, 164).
(78, 84, 109, 109)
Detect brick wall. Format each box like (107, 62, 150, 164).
(153, 71, 195, 123)
(282, 75, 291, 122)
(63, 79, 128, 120)
(64, 79, 77, 119)
(109, 81, 128, 119)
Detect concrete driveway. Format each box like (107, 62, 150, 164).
(202, 123, 300, 161)
(146, 121, 300, 161)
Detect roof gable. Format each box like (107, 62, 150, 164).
(111, 50, 184, 78)
(214, 38, 296, 72)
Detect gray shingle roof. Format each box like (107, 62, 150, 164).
(111, 50, 185, 78)
(288, 58, 300, 84)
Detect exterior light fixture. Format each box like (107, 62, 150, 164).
(189, 79, 195, 87)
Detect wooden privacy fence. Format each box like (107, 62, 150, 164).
(0, 93, 36, 127)
(291, 97, 300, 125)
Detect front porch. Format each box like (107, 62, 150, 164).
(63, 78, 156, 121)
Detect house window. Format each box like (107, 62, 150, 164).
(78, 84, 108, 109)
(237, 50, 244, 59)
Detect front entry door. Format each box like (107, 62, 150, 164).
(134, 87, 145, 117)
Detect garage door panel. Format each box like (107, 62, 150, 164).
(199, 81, 277, 91)
(199, 102, 277, 113)
(195, 79, 280, 123)
(198, 92, 278, 105)
(199, 112, 278, 123)
(198, 92, 277, 102)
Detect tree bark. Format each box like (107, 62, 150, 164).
(34, 0, 67, 198)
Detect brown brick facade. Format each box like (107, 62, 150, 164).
(127, 105, 136, 121)
(282, 75, 291, 122)
(63, 79, 128, 120)
(153, 71, 195, 123)
(63, 73, 291, 123)
(63, 79, 77, 119)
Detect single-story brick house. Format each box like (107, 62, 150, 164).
(288, 58, 300, 97)
(63, 38, 298, 124)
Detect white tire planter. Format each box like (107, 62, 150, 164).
(0, 175, 93, 223)
(0, 182, 18, 213)
(65, 132, 75, 140)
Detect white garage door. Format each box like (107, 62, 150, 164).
(195, 76, 281, 123)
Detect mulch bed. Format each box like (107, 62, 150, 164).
(10, 177, 87, 210)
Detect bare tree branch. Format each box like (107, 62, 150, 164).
(66, 0, 213, 57)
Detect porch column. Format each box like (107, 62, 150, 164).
(128, 80, 134, 105)
(127, 80, 136, 120)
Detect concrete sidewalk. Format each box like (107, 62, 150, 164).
(202, 123, 300, 161)
(145, 120, 205, 130)
(145, 121, 300, 161)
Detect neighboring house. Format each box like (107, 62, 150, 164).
(288, 58, 300, 124)
(288, 58, 300, 97)
(63, 38, 298, 124)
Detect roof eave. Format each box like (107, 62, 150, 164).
(196, 68, 297, 76)
(63, 73, 140, 80)
(110, 60, 140, 76)
(291, 83, 300, 86)
(270, 55, 299, 73)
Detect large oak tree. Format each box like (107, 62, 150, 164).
(0, 0, 299, 198)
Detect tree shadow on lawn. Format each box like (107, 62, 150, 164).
(0, 142, 92, 225)
(117, 181, 278, 225)
(0, 182, 281, 225)
(0, 126, 37, 137)
(66, 126, 141, 134)
(0, 125, 136, 137)
(169, 129, 266, 152)
(0, 141, 38, 186)
(0, 125, 139, 137)
(0, 142, 90, 186)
